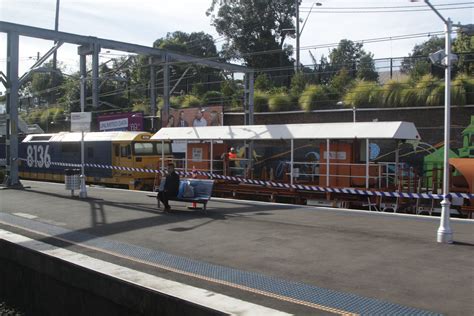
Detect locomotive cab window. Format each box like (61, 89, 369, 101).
(30, 136, 53, 142)
(133, 142, 154, 155)
(156, 143, 171, 155)
(121, 145, 131, 157)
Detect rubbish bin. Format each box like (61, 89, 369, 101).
(65, 168, 81, 195)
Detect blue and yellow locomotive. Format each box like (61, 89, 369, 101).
(19, 131, 171, 190)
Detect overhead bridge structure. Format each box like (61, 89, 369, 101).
(0, 21, 253, 186)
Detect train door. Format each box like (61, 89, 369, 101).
(112, 143, 120, 167)
(112, 142, 132, 173)
(120, 143, 133, 168)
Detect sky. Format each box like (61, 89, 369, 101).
(0, 0, 472, 92)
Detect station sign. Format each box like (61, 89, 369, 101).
(70, 112, 91, 132)
(97, 112, 143, 131)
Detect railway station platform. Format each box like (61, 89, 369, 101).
(0, 180, 473, 315)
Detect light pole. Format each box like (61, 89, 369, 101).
(79, 75, 87, 198)
(295, 1, 322, 72)
(413, 0, 453, 243)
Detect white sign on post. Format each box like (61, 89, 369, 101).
(71, 112, 92, 132)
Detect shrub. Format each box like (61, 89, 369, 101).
(414, 74, 441, 105)
(191, 82, 205, 96)
(230, 96, 243, 110)
(40, 107, 62, 126)
(452, 73, 474, 105)
(343, 80, 382, 108)
(268, 92, 293, 112)
(330, 68, 355, 94)
(290, 72, 307, 96)
(464, 77, 474, 104)
(254, 90, 269, 112)
(132, 102, 151, 115)
(52, 107, 65, 122)
(25, 109, 42, 125)
(382, 80, 406, 107)
(269, 86, 289, 94)
(158, 96, 183, 109)
(299, 85, 331, 111)
(451, 78, 466, 106)
(427, 84, 445, 106)
(181, 95, 203, 108)
(400, 86, 418, 107)
(202, 90, 223, 105)
(254, 73, 273, 91)
(324, 85, 340, 105)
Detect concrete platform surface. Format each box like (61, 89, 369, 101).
(0, 180, 473, 315)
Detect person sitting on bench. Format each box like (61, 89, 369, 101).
(158, 163, 180, 211)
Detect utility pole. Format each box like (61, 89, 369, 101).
(295, 1, 321, 72)
(295, 0, 300, 73)
(53, 0, 60, 70)
(149, 57, 156, 131)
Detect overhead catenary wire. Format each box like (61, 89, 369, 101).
(16, 26, 472, 114)
(22, 52, 474, 107)
(300, 6, 474, 14)
(299, 2, 473, 9)
(24, 60, 474, 119)
(16, 29, 453, 84)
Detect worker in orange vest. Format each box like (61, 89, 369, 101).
(228, 147, 237, 175)
(228, 147, 237, 160)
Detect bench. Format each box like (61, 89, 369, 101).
(155, 178, 215, 212)
(460, 205, 474, 219)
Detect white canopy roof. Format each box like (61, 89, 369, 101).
(151, 121, 421, 141)
(23, 131, 152, 143)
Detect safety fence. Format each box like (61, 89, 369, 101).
(14, 160, 467, 200)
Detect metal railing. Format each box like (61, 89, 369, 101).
(163, 157, 423, 191)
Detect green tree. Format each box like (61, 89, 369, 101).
(154, 31, 218, 57)
(191, 82, 206, 96)
(309, 52, 332, 85)
(254, 73, 274, 91)
(400, 36, 444, 79)
(401, 34, 473, 79)
(453, 31, 473, 75)
(154, 31, 222, 94)
(207, 0, 295, 71)
(328, 40, 378, 82)
(220, 79, 243, 108)
(330, 68, 354, 96)
(357, 54, 378, 81)
(57, 76, 81, 112)
(27, 61, 65, 106)
(290, 72, 307, 96)
(97, 63, 129, 109)
(126, 31, 222, 105)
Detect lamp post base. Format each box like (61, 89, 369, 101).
(437, 199, 453, 243)
(437, 230, 453, 243)
(79, 175, 87, 199)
